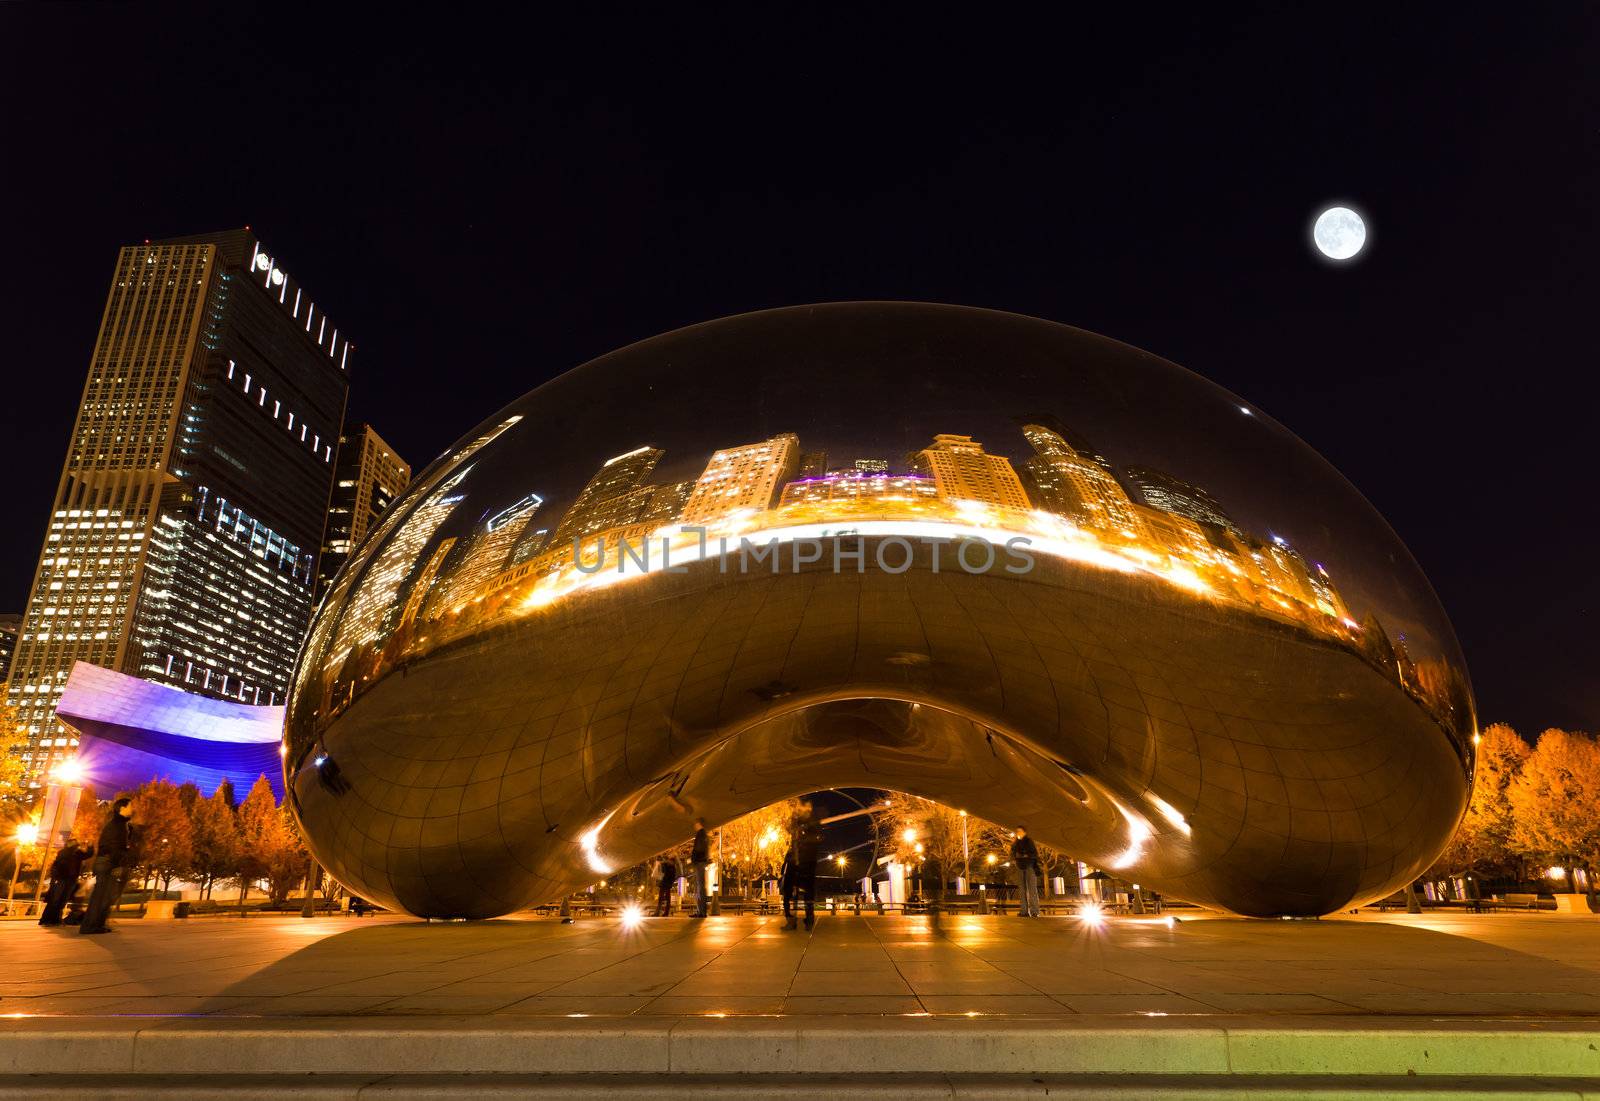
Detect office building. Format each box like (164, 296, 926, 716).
(319, 424, 411, 597)
(913, 434, 1031, 511)
(3, 230, 350, 787)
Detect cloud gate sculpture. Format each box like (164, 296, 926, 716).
(286, 303, 1474, 919)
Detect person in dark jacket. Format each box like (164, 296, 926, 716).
(1010, 826, 1042, 917)
(653, 855, 678, 916)
(38, 839, 93, 926)
(80, 798, 137, 935)
(778, 846, 798, 926)
(788, 803, 822, 931)
(689, 820, 711, 918)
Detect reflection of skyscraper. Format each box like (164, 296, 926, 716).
(1125, 466, 1237, 534)
(641, 480, 694, 524)
(799, 451, 829, 478)
(854, 458, 889, 474)
(332, 469, 470, 654)
(299, 416, 520, 684)
(681, 434, 800, 523)
(400, 537, 457, 630)
(779, 472, 938, 506)
(1020, 424, 1140, 536)
(552, 446, 664, 545)
(429, 492, 543, 613)
(319, 424, 411, 597)
(913, 435, 1030, 510)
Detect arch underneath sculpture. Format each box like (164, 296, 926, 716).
(289, 542, 1465, 920)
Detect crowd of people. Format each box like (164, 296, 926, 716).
(648, 803, 1051, 927)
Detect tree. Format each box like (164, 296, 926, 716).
(882, 794, 1007, 902)
(0, 704, 32, 803)
(131, 779, 196, 894)
(1508, 728, 1600, 900)
(263, 805, 309, 905)
(233, 776, 279, 910)
(188, 781, 241, 900)
(715, 797, 807, 895)
(71, 786, 106, 849)
(233, 776, 307, 907)
(1424, 723, 1530, 886)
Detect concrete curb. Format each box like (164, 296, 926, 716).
(1, 1017, 1599, 1080)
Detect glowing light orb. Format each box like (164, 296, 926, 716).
(1313, 206, 1367, 260)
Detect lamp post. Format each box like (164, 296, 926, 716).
(8, 822, 40, 913)
(959, 809, 970, 894)
(30, 758, 85, 914)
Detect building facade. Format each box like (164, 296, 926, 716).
(3, 230, 350, 787)
(319, 424, 411, 597)
(913, 434, 1031, 511)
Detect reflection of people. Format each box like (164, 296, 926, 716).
(653, 856, 678, 916)
(80, 798, 137, 935)
(690, 819, 711, 918)
(39, 839, 92, 926)
(1011, 827, 1041, 917)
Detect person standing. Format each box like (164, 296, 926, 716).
(38, 839, 93, 926)
(789, 803, 822, 931)
(778, 845, 798, 928)
(79, 798, 137, 935)
(1011, 826, 1042, 918)
(653, 854, 678, 916)
(690, 819, 711, 918)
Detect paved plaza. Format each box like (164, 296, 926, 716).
(4, 910, 1600, 1020)
(4, 911, 1600, 1095)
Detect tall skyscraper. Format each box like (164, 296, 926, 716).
(319, 424, 411, 597)
(912, 434, 1031, 511)
(426, 491, 543, 615)
(681, 434, 800, 523)
(1124, 466, 1237, 534)
(1020, 423, 1140, 537)
(551, 446, 665, 546)
(4, 230, 350, 786)
(0, 613, 20, 686)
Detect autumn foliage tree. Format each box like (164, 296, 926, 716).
(130, 779, 197, 893)
(1508, 728, 1600, 900)
(1425, 723, 1531, 886)
(188, 779, 241, 899)
(715, 796, 808, 894)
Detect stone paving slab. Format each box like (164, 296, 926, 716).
(6, 911, 1600, 1022)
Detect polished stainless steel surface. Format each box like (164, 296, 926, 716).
(286, 303, 1473, 918)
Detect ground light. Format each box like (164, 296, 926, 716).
(1078, 901, 1105, 926)
(619, 902, 645, 928)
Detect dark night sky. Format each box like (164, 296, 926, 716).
(3, 6, 1596, 736)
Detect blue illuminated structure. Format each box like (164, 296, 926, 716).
(55, 661, 284, 799)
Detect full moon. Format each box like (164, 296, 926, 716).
(1313, 206, 1366, 260)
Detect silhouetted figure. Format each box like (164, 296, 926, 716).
(779, 846, 798, 926)
(1011, 827, 1042, 917)
(80, 798, 137, 935)
(690, 820, 711, 918)
(653, 856, 678, 916)
(788, 804, 822, 931)
(39, 840, 92, 926)
(349, 896, 370, 917)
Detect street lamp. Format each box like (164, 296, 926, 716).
(31, 757, 86, 915)
(8, 822, 40, 912)
(959, 810, 970, 894)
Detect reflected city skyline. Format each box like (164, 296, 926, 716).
(301, 411, 1470, 752)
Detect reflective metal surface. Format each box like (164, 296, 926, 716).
(286, 303, 1474, 918)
